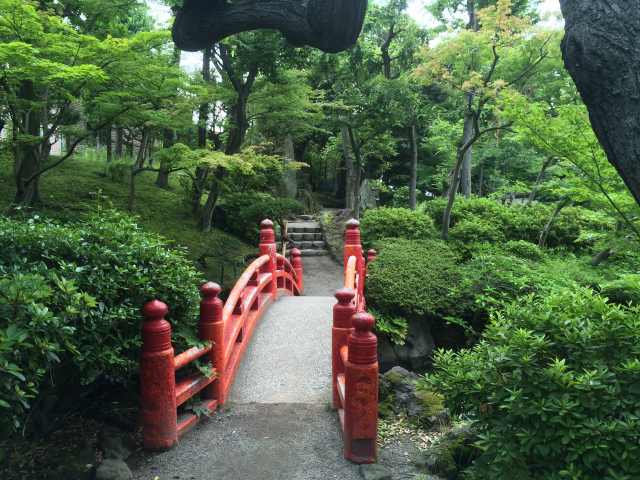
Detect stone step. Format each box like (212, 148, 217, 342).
(288, 227, 322, 234)
(288, 232, 323, 242)
(299, 249, 329, 257)
(277, 241, 326, 250)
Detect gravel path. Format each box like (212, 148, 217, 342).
(301, 255, 343, 296)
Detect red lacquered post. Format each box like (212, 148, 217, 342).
(291, 248, 304, 294)
(259, 219, 277, 299)
(276, 254, 285, 289)
(199, 282, 224, 404)
(367, 249, 377, 264)
(332, 288, 356, 409)
(344, 312, 378, 464)
(343, 219, 363, 268)
(140, 300, 177, 450)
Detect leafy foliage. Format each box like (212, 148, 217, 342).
(360, 207, 437, 244)
(0, 210, 203, 434)
(428, 288, 640, 479)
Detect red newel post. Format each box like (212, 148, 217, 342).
(343, 219, 363, 268)
(291, 247, 304, 294)
(199, 282, 224, 404)
(333, 288, 356, 408)
(259, 219, 277, 299)
(344, 312, 378, 464)
(367, 249, 377, 264)
(140, 300, 177, 450)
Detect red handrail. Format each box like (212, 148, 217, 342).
(140, 219, 304, 450)
(332, 219, 378, 464)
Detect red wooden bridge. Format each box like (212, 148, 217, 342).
(139, 219, 379, 471)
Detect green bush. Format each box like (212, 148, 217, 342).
(0, 211, 203, 434)
(218, 192, 303, 243)
(600, 274, 640, 306)
(367, 238, 464, 321)
(360, 207, 436, 244)
(503, 240, 545, 260)
(421, 197, 614, 249)
(428, 288, 640, 480)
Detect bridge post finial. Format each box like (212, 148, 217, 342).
(140, 299, 178, 450)
(366, 249, 377, 264)
(344, 311, 378, 464)
(199, 282, 225, 404)
(332, 288, 356, 409)
(259, 219, 278, 299)
(343, 219, 363, 268)
(291, 248, 304, 294)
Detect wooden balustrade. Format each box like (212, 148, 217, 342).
(140, 219, 303, 450)
(333, 218, 378, 464)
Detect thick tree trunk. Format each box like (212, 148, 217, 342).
(225, 93, 249, 155)
(173, 0, 367, 54)
(156, 128, 176, 188)
(560, 0, 640, 207)
(115, 128, 124, 158)
(460, 102, 474, 198)
(409, 122, 418, 210)
(467, 0, 478, 31)
(14, 81, 42, 206)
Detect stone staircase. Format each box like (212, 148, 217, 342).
(280, 216, 328, 257)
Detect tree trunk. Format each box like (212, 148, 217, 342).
(105, 127, 113, 163)
(442, 148, 465, 240)
(460, 102, 474, 198)
(538, 197, 571, 248)
(200, 169, 225, 232)
(156, 128, 176, 188)
(526, 157, 554, 205)
(591, 248, 612, 267)
(477, 159, 484, 196)
(341, 125, 356, 210)
(198, 47, 212, 148)
(136, 129, 149, 168)
(466, 0, 478, 31)
(225, 92, 249, 154)
(14, 81, 42, 206)
(409, 122, 418, 210)
(559, 0, 640, 207)
(283, 134, 297, 197)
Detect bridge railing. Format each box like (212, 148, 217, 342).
(140, 219, 303, 450)
(333, 219, 379, 464)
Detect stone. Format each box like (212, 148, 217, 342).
(98, 426, 134, 460)
(378, 317, 435, 372)
(414, 422, 477, 478)
(359, 463, 392, 480)
(95, 458, 133, 480)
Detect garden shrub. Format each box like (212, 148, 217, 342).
(428, 288, 640, 480)
(421, 197, 614, 249)
(0, 211, 203, 434)
(600, 274, 640, 306)
(367, 238, 464, 321)
(218, 192, 303, 243)
(503, 239, 545, 260)
(360, 207, 436, 244)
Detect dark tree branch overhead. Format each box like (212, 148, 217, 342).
(560, 0, 640, 206)
(173, 0, 368, 53)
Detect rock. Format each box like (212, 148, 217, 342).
(98, 426, 134, 460)
(379, 367, 447, 427)
(95, 458, 133, 480)
(359, 463, 392, 480)
(414, 422, 478, 478)
(378, 318, 435, 372)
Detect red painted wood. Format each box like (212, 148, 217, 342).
(140, 218, 305, 451)
(140, 300, 178, 450)
(173, 345, 212, 371)
(290, 248, 304, 294)
(332, 289, 355, 408)
(334, 219, 379, 464)
(175, 373, 216, 407)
